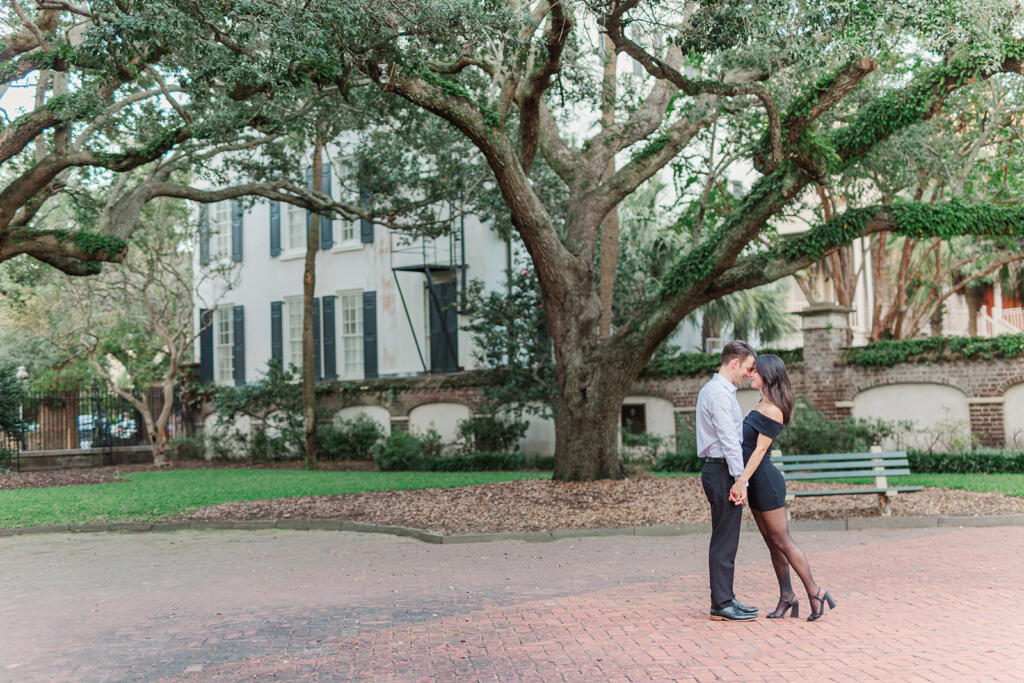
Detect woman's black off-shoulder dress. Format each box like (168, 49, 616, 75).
(742, 410, 787, 512)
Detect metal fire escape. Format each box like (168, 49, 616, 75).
(390, 218, 466, 373)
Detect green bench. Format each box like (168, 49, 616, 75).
(776, 450, 923, 516)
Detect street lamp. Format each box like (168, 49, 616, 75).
(15, 365, 28, 382)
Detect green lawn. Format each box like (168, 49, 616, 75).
(1, 469, 1021, 529)
(889, 473, 1024, 497)
(0, 469, 551, 529)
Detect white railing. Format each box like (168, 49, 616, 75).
(1002, 307, 1024, 332)
(941, 308, 1023, 338)
(979, 311, 1022, 336)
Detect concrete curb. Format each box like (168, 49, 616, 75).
(1, 514, 1023, 543)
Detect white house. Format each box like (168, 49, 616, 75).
(192, 160, 511, 389)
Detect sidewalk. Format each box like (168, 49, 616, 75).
(1, 525, 1021, 681)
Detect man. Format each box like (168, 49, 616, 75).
(697, 340, 758, 621)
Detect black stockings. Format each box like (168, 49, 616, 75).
(752, 507, 820, 611)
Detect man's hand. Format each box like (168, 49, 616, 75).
(729, 479, 747, 506)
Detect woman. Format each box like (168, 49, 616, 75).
(729, 354, 837, 622)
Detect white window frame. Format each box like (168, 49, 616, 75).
(209, 201, 231, 262)
(337, 290, 364, 379)
(331, 161, 362, 250)
(214, 306, 234, 385)
(285, 296, 304, 370)
(284, 203, 307, 254)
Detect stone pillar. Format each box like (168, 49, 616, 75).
(797, 304, 852, 419)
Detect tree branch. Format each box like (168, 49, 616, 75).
(600, 0, 783, 169)
(518, 0, 571, 174)
(705, 201, 1024, 301)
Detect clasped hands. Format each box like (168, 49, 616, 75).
(729, 478, 747, 506)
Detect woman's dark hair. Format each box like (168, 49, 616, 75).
(755, 354, 793, 424)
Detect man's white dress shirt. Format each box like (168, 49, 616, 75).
(696, 372, 745, 479)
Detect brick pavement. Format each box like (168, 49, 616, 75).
(1, 525, 1022, 681)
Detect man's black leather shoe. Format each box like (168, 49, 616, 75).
(731, 599, 758, 614)
(710, 604, 758, 621)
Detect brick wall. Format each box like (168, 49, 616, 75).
(314, 304, 1023, 447)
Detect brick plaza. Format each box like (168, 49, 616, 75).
(1, 524, 1021, 681)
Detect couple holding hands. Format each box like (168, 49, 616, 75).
(697, 341, 836, 622)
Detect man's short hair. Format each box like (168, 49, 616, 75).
(720, 340, 756, 366)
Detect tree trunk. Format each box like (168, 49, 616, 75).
(598, 35, 619, 338)
(929, 306, 944, 336)
(552, 359, 626, 481)
(966, 285, 983, 336)
(302, 140, 323, 470)
(150, 367, 178, 466)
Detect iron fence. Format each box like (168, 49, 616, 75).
(0, 385, 194, 460)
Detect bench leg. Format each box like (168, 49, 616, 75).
(878, 493, 892, 517)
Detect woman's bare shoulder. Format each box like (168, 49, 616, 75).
(760, 402, 784, 422)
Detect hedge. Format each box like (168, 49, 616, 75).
(907, 449, 1024, 474)
(843, 334, 1024, 367)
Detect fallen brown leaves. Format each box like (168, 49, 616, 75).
(4, 464, 1022, 534)
(177, 477, 1024, 534)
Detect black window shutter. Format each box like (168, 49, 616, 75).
(321, 295, 336, 380)
(199, 206, 210, 265)
(320, 165, 333, 250)
(231, 200, 243, 262)
(363, 291, 378, 378)
(312, 296, 321, 381)
(232, 305, 245, 386)
(198, 308, 214, 382)
(270, 301, 283, 365)
(359, 181, 373, 244)
(269, 201, 281, 257)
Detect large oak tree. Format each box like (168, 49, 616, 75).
(323, 0, 1024, 479)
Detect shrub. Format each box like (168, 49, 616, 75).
(317, 414, 385, 460)
(456, 413, 528, 453)
(0, 362, 27, 447)
(417, 451, 526, 471)
(622, 431, 667, 464)
(167, 436, 204, 461)
(652, 450, 702, 472)
(908, 449, 1024, 473)
(371, 429, 444, 471)
(210, 362, 302, 460)
(530, 454, 555, 470)
(775, 399, 907, 454)
(652, 424, 699, 472)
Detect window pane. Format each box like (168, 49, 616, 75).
(214, 308, 234, 383)
(288, 301, 303, 367)
(339, 293, 363, 378)
(287, 206, 306, 251)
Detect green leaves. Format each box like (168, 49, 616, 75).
(644, 347, 803, 379)
(844, 333, 1024, 367)
(777, 200, 1024, 265)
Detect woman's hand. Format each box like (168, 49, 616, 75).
(729, 479, 747, 505)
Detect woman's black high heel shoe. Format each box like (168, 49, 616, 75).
(766, 597, 799, 619)
(806, 589, 836, 622)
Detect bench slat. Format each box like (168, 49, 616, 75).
(777, 451, 906, 463)
(777, 459, 908, 472)
(784, 468, 911, 480)
(789, 486, 924, 497)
